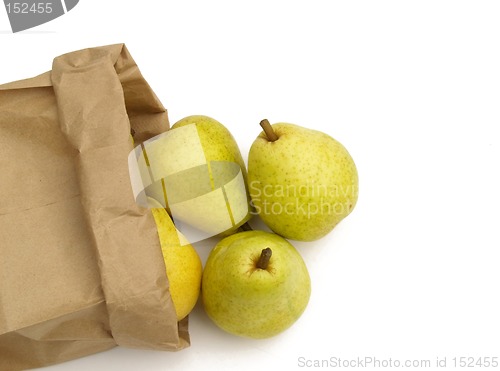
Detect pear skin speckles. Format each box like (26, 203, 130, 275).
(248, 123, 358, 241)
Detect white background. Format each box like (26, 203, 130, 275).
(2, 1, 500, 370)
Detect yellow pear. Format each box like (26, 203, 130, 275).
(138, 115, 251, 239)
(248, 120, 358, 241)
(202, 230, 311, 338)
(149, 198, 202, 321)
(170, 115, 252, 236)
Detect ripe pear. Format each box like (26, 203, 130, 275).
(140, 115, 252, 239)
(248, 120, 358, 241)
(202, 230, 311, 339)
(149, 197, 202, 321)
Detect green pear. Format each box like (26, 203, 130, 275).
(139, 115, 252, 238)
(202, 230, 311, 339)
(248, 120, 358, 241)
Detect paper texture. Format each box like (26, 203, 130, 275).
(0, 44, 189, 371)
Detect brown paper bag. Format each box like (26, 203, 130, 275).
(0, 44, 189, 370)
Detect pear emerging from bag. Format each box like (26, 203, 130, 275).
(139, 115, 251, 241)
(149, 198, 202, 321)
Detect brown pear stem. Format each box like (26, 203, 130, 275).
(260, 119, 278, 142)
(256, 247, 272, 270)
(240, 222, 253, 231)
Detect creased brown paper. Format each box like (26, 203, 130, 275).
(0, 44, 189, 371)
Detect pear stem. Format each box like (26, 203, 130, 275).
(240, 222, 253, 231)
(260, 119, 278, 142)
(256, 247, 272, 270)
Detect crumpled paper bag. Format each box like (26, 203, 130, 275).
(0, 43, 189, 371)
